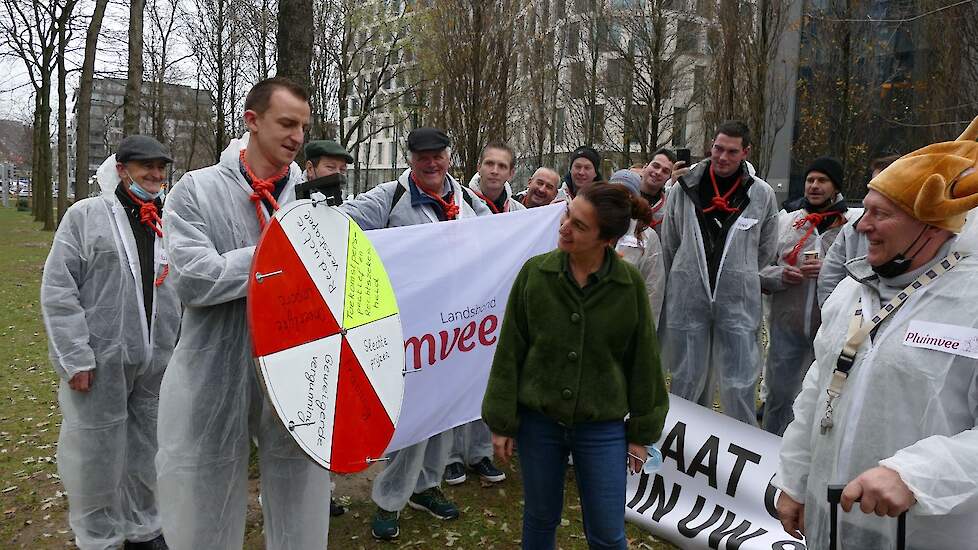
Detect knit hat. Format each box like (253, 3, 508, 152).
(868, 115, 978, 233)
(569, 146, 601, 173)
(805, 157, 843, 191)
(609, 169, 641, 197)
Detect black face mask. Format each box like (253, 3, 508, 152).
(871, 224, 930, 278)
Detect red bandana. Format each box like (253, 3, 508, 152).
(424, 189, 459, 220)
(240, 149, 289, 230)
(648, 193, 667, 228)
(125, 188, 163, 238)
(783, 211, 843, 266)
(471, 188, 503, 214)
(702, 164, 743, 214)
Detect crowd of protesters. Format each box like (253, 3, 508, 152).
(39, 73, 978, 550)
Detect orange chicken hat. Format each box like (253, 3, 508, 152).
(868, 115, 978, 233)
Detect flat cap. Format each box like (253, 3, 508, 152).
(407, 128, 450, 152)
(305, 139, 354, 164)
(117, 135, 173, 164)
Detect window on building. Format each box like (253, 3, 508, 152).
(672, 107, 687, 147)
(676, 25, 699, 54)
(569, 62, 587, 98)
(556, 108, 567, 146)
(605, 57, 630, 98)
(696, 0, 714, 18)
(693, 65, 705, 99)
(566, 23, 580, 55)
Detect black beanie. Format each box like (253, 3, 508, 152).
(805, 157, 844, 191)
(569, 146, 601, 174)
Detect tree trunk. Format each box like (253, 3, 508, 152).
(75, 0, 110, 200)
(276, 0, 313, 92)
(37, 71, 55, 231)
(57, 7, 69, 224)
(124, 0, 146, 135)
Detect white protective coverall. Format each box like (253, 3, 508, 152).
(776, 237, 978, 549)
(155, 135, 331, 550)
(41, 156, 181, 549)
(759, 206, 846, 435)
(659, 161, 779, 425)
(817, 207, 866, 306)
(467, 173, 526, 213)
(339, 169, 491, 511)
(616, 220, 665, 323)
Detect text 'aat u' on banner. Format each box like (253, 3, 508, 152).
(626, 396, 806, 550)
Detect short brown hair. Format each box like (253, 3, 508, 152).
(716, 120, 751, 148)
(480, 141, 515, 168)
(245, 77, 309, 114)
(870, 154, 900, 174)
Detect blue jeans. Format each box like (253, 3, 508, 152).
(516, 408, 627, 550)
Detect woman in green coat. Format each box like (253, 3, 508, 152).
(482, 184, 669, 549)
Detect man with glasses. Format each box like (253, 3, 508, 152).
(658, 121, 778, 425)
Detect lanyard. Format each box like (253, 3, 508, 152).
(820, 251, 964, 434)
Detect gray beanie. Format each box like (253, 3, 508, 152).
(609, 169, 641, 197)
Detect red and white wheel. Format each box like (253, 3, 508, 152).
(248, 199, 404, 473)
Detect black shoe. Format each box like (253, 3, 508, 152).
(124, 534, 168, 550)
(330, 497, 347, 517)
(443, 461, 467, 485)
(470, 457, 506, 483)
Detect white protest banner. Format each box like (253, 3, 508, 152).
(366, 203, 563, 452)
(626, 396, 805, 550)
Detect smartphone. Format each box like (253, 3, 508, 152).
(676, 148, 691, 165)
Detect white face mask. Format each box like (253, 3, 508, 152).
(125, 171, 164, 201)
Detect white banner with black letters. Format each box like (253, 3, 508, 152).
(626, 395, 805, 549)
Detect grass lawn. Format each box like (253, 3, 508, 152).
(0, 206, 678, 549)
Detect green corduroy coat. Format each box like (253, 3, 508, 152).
(481, 248, 669, 445)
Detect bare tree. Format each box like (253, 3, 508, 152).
(323, 0, 419, 192)
(74, 0, 109, 200)
(124, 0, 146, 135)
(183, 0, 251, 161)
(604, 0, 695, 165)
(509, 2, 564, 171)
(415, 0, 521, 179)
(240, 0, 278, 82)
(145, 0, 188, 143)
(56, 0, 78, 223)
(0, 0, 62, 229)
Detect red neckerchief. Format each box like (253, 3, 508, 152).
(472, 188, 503, 214)
(423, 188, 460, 220)
(648, 192, 667, 228)
(123, 187, 169, 286)
(239, 149, 289, 230)
(124, 188, 163, 238)
(702, 164, 743, 214)
(783, 211, 843, 266)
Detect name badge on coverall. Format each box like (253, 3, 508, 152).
(734, 217, 758, 231)
(903, 320, 978, 359)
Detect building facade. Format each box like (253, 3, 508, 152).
(71, 77, 215, 193)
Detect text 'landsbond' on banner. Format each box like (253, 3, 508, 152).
(626, 396, 806, 550)
(365, 204, 564, 452)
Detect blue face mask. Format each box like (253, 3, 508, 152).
(127, 176, 164, 201)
